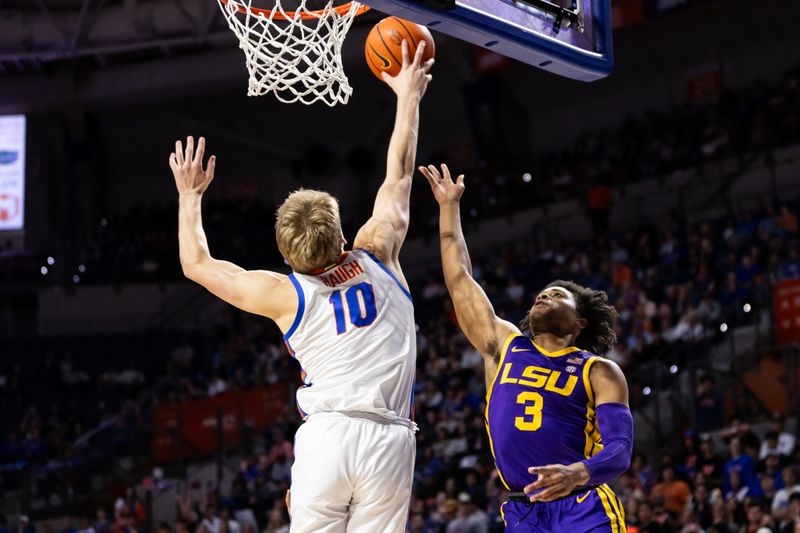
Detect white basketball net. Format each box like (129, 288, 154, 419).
(217, 0, 365, 106)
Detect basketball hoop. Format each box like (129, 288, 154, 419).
(217, 0, 370, 106)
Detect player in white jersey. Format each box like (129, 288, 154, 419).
(169, 41, 433, 533)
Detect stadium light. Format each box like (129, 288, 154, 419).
(743, 303, 751, 313)
(522, 172, 532, 183)
(720, 323, 728, 333)
(643, 386, 652, 396)
(40, 266, 48, 275)
(73, 274, 80, 283)
(47, 256, 55, 265)
(669, 365, 678, 374)
(78, 264, 87, 273)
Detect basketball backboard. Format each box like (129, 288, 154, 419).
(362, 0, 613, 81)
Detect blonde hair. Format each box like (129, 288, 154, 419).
(275, 189, 343, 274)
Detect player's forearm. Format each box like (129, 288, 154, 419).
(439, 201, 473, 288)
(581, 403, 633, 485)
(178, 193, 213, 274)
(386, 94, 421, 183)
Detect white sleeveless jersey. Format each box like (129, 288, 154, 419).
(283, 249, 416, 425)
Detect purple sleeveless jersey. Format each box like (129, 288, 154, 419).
(486, 334, 627, 532)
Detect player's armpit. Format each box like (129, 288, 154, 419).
(589, 358, 629, 406)
(184, 260, 297, 326)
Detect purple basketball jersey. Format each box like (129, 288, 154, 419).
(485, 334, 603, 492)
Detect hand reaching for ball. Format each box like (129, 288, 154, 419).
(365, 17, 435, 97)
(381, 39, 434, 99)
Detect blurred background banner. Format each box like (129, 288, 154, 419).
(774, 279, 800, 346)
(611, 0, 646, 29)
(153, 384, 288, 462)
(0, 115, 25, 232)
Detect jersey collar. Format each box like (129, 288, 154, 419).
(307, 252, 350, 276)
(532, 341, 581, 358)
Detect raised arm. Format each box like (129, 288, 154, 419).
(353, 40, 434, 280)
(170, 136, 296, 329)
(420, 164, 520, 385)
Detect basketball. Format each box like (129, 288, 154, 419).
(365, 17, 436, 81)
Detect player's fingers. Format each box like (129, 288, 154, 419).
(422, 57, 435, 73)
(185, 136, 194, 165)
(440, 163, 452, 182)
(193, 137, 206, 167)
(175, 141, 184, 164)
(419, 166, 438, 188)
(413, 40, 426, 67)
(523, 474, 554, 493)
(169, 153, 178, 172)
(530, 485, 567, 503)
(528, 466, 558, 475)
(426, 164, 442, 180)
(401, 39, 410, 66)
(456, 174, 465, 187)
(206, 155, 216, 180)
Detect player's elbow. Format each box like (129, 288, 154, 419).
(180, 257, 201, 280)
(443, 266, 470, 290)
(180, 257, 214, 286)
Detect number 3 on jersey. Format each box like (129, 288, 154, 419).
(515, 391, 544, 432)
(329, 282, 378, 334)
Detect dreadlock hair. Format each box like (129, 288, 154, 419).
(519, 279, 619, 355)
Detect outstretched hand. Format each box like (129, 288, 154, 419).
(382, 40, 434, 99)
(420, 163, 465, 205)
(523, 463, 590, 502)
(169, 135, 216, 196)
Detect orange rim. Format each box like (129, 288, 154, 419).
(220, 0, 370, 21)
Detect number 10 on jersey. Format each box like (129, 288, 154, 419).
(329, 282, 378, 334)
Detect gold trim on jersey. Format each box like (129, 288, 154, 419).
(597, 485, 622, 533)
(484, 332, 518, 492)
(582, 356, 604, 458)
(532, 342, 581, 358)
(599, 484, 627, 532)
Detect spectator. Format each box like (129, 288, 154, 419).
(744, 501, 774, 533)
(774, 467, 800, 523)
(768, 414, 796, 458)
(761, 431, 785, 460)
(446, 492, 489, 533)
(637, 500, 669, 533)
(697, 435, 726, 489)
(725, 436, 761, 498)
(93, 510, 110, 533)
(650, 465, 691, 515)
(777, 493, 800, 533)
(696, 376, 724, 432)
(691, 484, 713, 530)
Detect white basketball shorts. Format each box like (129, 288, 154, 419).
(289, 412, 416, 533)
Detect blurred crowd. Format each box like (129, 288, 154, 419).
(1, 63, 798, 286)
(2, 187, 800, 530)
(3, 53, 800, 533)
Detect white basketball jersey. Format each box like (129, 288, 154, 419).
(283, 249, 416, 425)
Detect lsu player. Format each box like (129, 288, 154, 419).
(421, 163, 633, 532)
(169, 41, 433, 533)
